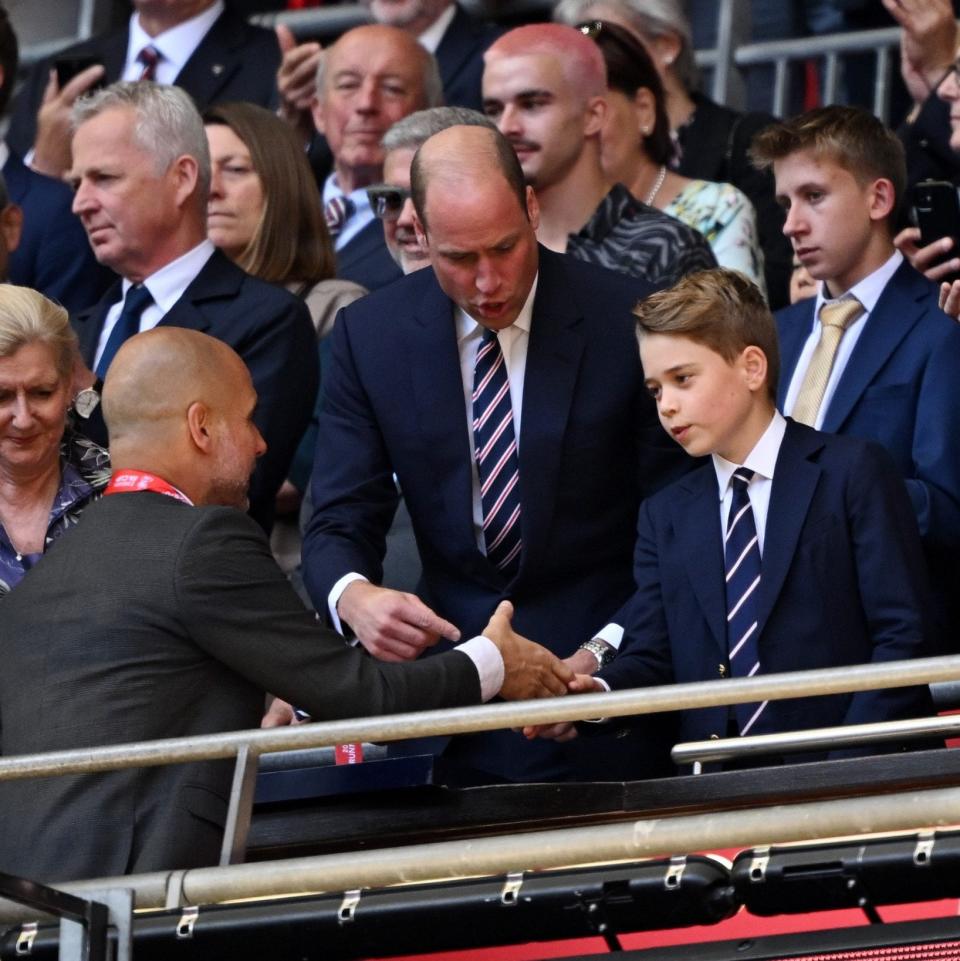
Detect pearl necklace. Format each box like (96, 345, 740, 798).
(645, 165, 667, 206)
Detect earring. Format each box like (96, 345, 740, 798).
(641, 126, 650, 135)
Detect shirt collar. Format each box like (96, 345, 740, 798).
(322, 174, 373, 216)
(418, 3, 456, 54)
(456, 273, 539, 344)
(122, 239, 215, 313)
(712, 410, 786, 500)
(0, 140, 9, 171)
(127, 0, 223, 77)
(814, 249, 903, 320)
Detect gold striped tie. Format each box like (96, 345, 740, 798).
(791, 298, 864, 426)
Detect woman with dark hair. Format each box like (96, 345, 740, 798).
(202, 102, 367, 570)
(579, 18, 766, 294)
(556, 0, 793, 306)
(203, 101, 366, 339)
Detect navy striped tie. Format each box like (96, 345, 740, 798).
(725, 467, 766, 734)
(472, 328, 522, 578)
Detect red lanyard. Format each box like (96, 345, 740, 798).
(104, 469, 193, 505)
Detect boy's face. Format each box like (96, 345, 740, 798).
(774, 149, 893, 298)
(640, 332, 769, 465)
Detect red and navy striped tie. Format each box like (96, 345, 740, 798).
(472, 328, 522, 578)
(725, 467, 766, 734)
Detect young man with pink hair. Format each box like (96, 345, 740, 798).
(482, 23, 714, 288)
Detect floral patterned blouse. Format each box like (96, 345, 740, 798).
(0, 430, 111, 596)
(664, 179, 767, 299)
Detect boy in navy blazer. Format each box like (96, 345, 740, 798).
(751, 106, 960, 641)
(530, 269, 936, 766)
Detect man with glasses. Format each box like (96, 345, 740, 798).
(369, 106, 496, 275)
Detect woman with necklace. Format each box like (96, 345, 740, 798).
(580, 17, 767, 297)
(0, 287, 109, 596)
(557, 0, 792, 305)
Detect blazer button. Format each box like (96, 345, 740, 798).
(718, 664, 727, 677)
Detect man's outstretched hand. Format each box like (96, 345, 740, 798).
(523, 673, 605, 741)
(483, 601, 574, 700)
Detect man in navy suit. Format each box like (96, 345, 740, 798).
(67, 80, 315, 533)
(0, 7, 109, 311)
(7, 0, 281, 182)
(751, 106, 960, 639)
(303, 124, 685, 783)
(530, 269, 936, 765)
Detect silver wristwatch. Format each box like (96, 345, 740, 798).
(579, 638, 615, 671)
(73, 386, 101, 419)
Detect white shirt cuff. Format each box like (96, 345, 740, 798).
(328, 572, 368, 634)
(457, 636, 504, 701)
(593, 622, 624, 650)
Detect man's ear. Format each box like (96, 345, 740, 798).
(741, 345, 769, 393)
(868, 177, 897, 223)
(525, 184, 540, 231)
(583, 95, 607, 138)
(0, 203, 23, 254)
(186, 400, 215, 452)
(412, 210, 427, 248)
(172, 154, 200, 209)
(310, 97, 326, 137)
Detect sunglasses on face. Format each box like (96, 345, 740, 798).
(366, 184, 411, 220)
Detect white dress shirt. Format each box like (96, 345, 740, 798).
(322, 175, 376, 252)
(122, 0, 224, 86)
(417, 3, 457, 54)
(93, 240, 216, 369)
(782, 251, 903, 429)
(712, 411, 787, 554)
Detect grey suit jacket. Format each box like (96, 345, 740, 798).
(0, 492, 479, 883)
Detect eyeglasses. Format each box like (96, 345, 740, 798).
(366, 184, 411, 221)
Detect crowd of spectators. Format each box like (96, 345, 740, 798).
(2, 0, 960, 880)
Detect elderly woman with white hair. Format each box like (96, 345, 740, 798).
(0, 286, 109, 595)
(555, 0, 793, 307)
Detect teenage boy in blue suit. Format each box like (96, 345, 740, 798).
(750, 106, 960, 641)
(529, 269, 936, 765)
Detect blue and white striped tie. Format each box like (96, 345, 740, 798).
(725, 467, 766, 734)
(472, 328, 522, 578)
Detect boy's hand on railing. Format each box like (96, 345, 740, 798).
(482, 601, 574, 700)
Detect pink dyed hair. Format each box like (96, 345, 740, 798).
(484, 23, 607, 99)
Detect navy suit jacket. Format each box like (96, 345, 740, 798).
(8, 9, 281, 157)
(335, 219, 402, 292)
(776, 260, 960, 635)
(303, 247, 687, 782)
(602, 420, 936, 761)
(3, 150, 112, 312)
(434, 4, 503, 111)
(72, 250, 317, 531)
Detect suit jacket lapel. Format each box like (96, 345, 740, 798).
(775, 298, 814, 408)
(822, 262, 925, 432)
(101, 27, 128, 82)
(755, 421, 821, 635)
(672, 468, 728, 651)
(174, 12, 242, 107)
(72, 281, 122, 366)
(403, 276, 481, 570)
(158, 249, 238, 332)
(434, 7, 482, 91)
(516, 249, 586, 580)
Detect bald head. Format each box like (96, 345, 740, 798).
(103, 327, 244, 445)
(411, 124, 527, 231)
(103, 328, 264, 508)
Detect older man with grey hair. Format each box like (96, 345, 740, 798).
(371, 106, 495, 274)
(308, 24, 443, 291)
(66, 81, 316, 533)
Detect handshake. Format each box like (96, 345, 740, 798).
(481, 600, 604, 742)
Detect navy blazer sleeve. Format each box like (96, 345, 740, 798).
(302, 304, 400, 607)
